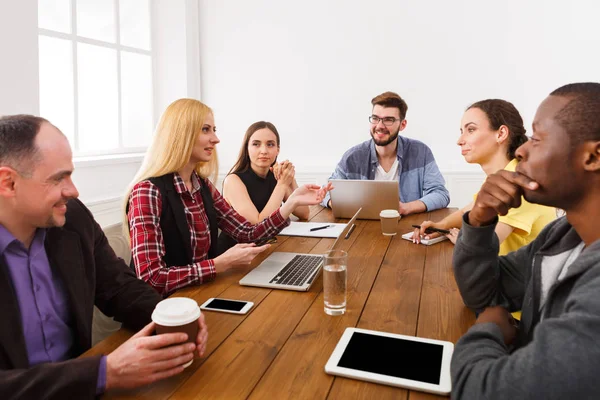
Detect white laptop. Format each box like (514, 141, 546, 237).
(239, 208, 361, 291)
(329, 179, 399, 220)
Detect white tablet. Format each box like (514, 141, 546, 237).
(401, 231, 449, 246)
(325, 328, 453, 395)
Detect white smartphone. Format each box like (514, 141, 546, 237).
(325, 327, 454, 395)
(199, 298, 254, 314)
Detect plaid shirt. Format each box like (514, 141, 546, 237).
(128, 172, 290, 295)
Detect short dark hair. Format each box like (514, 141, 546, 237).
(371, 91, 408, 120)
(0, 115, 48, 175)
(467, 99, 528, 160)
(550, 82, 600, 146)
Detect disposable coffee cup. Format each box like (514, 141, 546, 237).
(379, 209, 400, 236)
(152, 297, 200, 368)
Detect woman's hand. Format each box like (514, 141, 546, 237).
(446, 228, 459, 244)
(412, 220, 445, 244)
(287, 183, 333, 207)
(271, 162, 281, 180)
(213, 243, 270, 273)
(275, 160, 295, 187)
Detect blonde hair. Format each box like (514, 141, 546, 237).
(122, 98, 219, 241)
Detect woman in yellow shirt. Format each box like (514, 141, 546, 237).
(414, 99, 556, 256)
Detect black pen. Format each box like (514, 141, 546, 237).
(411, 224, 451, 235)
(310, 224, 333, 232)
(344, 224, 356, 239)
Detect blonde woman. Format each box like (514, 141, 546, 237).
(124, 99, 331, 296)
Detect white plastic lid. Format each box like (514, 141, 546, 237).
(379, 209, 400, 218)
(151, 297, 201, 326)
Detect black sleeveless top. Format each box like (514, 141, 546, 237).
(217, 168, 278, 254)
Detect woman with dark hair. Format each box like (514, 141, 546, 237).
(217, 121, 309, 253)
(413, 99, 556, 255)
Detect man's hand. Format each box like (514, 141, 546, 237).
(469, 170, 538, 227)
(105, 322, 196, 390)
(475, 306, 518, 346)
(195, 313, 208, 357)
(398, 202, 410, 216)
(398, 200, 426, 216)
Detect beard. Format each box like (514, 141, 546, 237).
(45, 215, 65, 228)
(45, 198, 71, 228)
(371, 126, 400, 146)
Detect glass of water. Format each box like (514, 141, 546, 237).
(323, 249, 348, 315)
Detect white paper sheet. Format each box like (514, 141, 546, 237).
(278, 222, 348, 238)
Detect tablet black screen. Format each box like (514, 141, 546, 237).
(337, 332, 443, 384)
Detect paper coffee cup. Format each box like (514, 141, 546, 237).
(152, 297, 200, 368)
(379, 209, 400, 236)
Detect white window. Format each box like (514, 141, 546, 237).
(38, 0, 154, 156)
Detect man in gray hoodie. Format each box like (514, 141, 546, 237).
(451, 82, 600, 399)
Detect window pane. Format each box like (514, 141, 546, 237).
(76, 0, 115, 43)
(119, 0, 151, 50)
(77, 43, 118, 151)
(38, 35, 75, 145)
(121, 52, 153, 147)
(38, 0, 72, 33)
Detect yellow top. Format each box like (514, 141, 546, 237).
(473, 159, 556, 256)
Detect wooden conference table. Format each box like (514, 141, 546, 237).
(85, 206, 475, 399)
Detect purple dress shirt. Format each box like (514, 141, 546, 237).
(0, 224, 107, 394)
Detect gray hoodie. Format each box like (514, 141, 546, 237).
(451, 213, 600, 399)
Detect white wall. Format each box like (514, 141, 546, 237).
(78, 0, 201, 227)
(0, 0, 39, 115)
(198, 0, 600, 206)
(4, 1, 600, 225)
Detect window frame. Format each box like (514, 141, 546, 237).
(38, 0, 155, 157)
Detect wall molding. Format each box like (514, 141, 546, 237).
(86, 170, 485, 227)
(87, 197, 124, 228)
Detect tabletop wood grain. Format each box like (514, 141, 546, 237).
(84, 205, 474, 399)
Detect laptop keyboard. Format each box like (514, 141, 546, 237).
(270, 255, 323, 286)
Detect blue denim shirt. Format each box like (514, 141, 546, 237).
(322, 137, 450, 211)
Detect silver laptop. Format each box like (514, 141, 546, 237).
(239, 208, 361, 291)
(329, 179, 399, 219)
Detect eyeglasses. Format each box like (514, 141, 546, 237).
(369, 115, 402, 126)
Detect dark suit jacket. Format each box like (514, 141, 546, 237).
(0, 199, 162, 399)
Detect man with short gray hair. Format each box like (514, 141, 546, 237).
(0, 115, 208, 399)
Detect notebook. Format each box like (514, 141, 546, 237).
(401, 232, 448, 246)
(239, 208, 361, 291)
